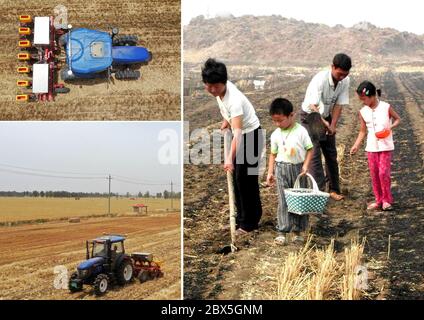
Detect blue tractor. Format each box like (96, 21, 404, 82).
(68, 235, 134, 296)
(59, 27, 151, 81)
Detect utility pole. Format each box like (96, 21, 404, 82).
(108, 174, 111, 215)
(170, 180, 173, 210)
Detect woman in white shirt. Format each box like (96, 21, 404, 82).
(202, 58, 263, 233)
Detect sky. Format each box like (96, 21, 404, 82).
(183, 0, 424, 35)
(0, 122, 181, 194)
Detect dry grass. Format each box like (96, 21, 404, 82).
(341, 238, 366, 300)
(276, 238, 314, 300)
(275, 236, 366, 300)
(307, 239, 340, 299)
(0, 197, 180, 223)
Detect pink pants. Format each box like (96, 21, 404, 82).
(367, 151, 393, 205)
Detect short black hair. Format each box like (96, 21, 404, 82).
(357, 80, 382, 97)
(269, 98, 293, 116)
(333, 53, 352, 71)
(201, 58, 227, 84)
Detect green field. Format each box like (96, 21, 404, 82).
(0, 197, 180, 223)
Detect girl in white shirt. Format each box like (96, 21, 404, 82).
(350, 81, 401, 211)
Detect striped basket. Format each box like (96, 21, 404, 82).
(284, 173, 329, 215)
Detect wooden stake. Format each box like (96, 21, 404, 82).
(224, 129, 237, 253)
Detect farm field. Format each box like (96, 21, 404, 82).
(0, 212, 181, 299)
(184, 67, 424, 299)
(0, 197, 180, 223)
(0, 0, 180, 120)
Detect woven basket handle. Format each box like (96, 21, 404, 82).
(293, 173, 319, 192)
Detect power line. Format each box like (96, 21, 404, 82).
(0, 165, 177, 188)
(112, 174, 169, 185)
(113, 177, 170, 186)
(0, 163, 107, 176)
(0, 168, 106, 180)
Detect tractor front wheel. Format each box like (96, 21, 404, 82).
(93, 274, 109, 296)
(112, 35, 138, 46)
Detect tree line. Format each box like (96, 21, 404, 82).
(0, 190, 181, 199)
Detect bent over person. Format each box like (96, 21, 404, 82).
(300, 53, 352, 201)
(202, 58, 263, 233)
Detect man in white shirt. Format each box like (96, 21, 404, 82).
(300, 53, 352, 201)
(202, 58, 263, 233)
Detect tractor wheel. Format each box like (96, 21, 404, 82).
(147, 51, 153, 62)
(138, 270, 150, 283)
(116, 260, 134, 285)
(112, 35, 138, 46)
(93, 274, 109, 296)
(115, 69, 140, 80)
(54, 87, 70, 94)
(68, 272, 83, 293)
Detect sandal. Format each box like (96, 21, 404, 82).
(274, 235, 287, 245)
(367, 202, 381, 210)
(292, 235, 305, 243)
(330, 192, 345, 201)
(382, 202, 393, 211)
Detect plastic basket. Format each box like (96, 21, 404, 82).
(284, 173, 329, 215)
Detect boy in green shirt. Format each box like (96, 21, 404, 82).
(266, 98, 313, 244)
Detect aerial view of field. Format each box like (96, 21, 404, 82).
(0, 212, 181, 300)
(0, 0, 180, 120)
(183, 15, 424, 300)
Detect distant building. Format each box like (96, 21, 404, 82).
(253, 80, 266, 90)
(132, 203, 148, 215)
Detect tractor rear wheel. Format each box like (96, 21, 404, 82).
(112, 35, 138, 46)
(116, 260, 134, 285)
(115, 69, 140, 80)
(68, 272, 83, 293)
(93, 274, 109, 296)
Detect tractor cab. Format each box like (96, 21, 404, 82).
(86, 235, 126, 265)
(61, 28, 113, 78)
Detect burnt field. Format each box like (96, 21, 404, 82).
(0, 0, 180, 120)
(183, 68, 424, 299)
